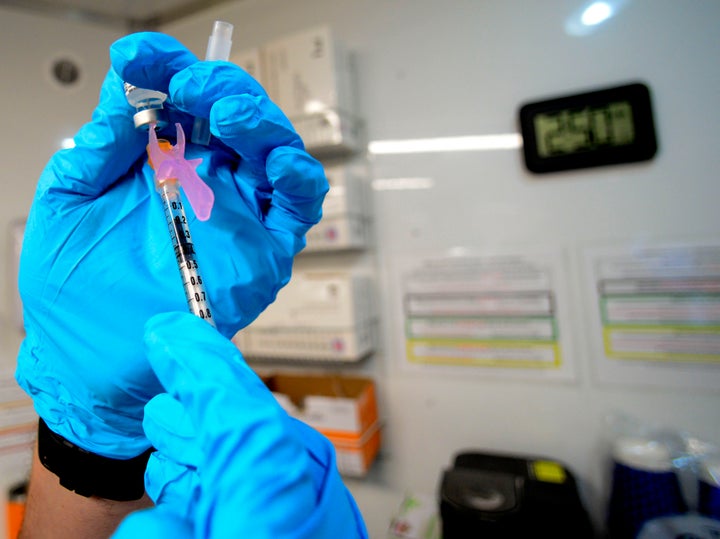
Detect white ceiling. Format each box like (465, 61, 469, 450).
(0, 0, 237, 29)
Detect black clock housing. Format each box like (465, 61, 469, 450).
(519, 82, 658, 174)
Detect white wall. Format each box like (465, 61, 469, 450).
(0, 1, 718, 537)
(162, 0, 720, 536)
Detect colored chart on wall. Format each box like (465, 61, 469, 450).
(392, 249, 576, 380)
(583, 241, 720, 388)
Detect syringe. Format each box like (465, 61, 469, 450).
(147, 124, 216, 327)
(125, 68, 217, 326)
(125, 77, 217, 324)
(156, 172, 215, 325)
(191, 20, 234, 145)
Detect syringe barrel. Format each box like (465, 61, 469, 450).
(157, 179, 216, 327)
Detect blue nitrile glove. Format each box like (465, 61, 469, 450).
(111, 312, 368, 539)
(15, 32, 328, 458)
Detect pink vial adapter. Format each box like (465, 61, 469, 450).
(147, 122, 215, 221)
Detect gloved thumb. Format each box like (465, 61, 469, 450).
(143, 312, 318, 536)
(143, 311, 276, 421)
(142, 312, 368, 539)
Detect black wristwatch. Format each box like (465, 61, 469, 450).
(37, 418, 153, 501)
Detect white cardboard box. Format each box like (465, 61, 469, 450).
(230, 46, 264, 84)
(261, 26, 360, 156)
(322, 164, 369, 218)
(250, 271, 374, 328)
(233, 271, 376, 361)
(305, 163, 371, 252)
(234, 320, 375, 361)
(305, 214, 369, 252)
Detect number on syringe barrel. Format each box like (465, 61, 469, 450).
(173, 217, 194, 254)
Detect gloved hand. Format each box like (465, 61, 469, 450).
(16, 32, 328, 458)
(111, 312, 368, 539)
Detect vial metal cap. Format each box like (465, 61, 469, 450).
(133, 108, 169, 130)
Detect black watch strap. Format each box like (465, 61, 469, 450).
(37, 418, 153, 501)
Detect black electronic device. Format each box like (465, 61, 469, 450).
(519, 82, 658, 173)
(439, 451, 595, 538)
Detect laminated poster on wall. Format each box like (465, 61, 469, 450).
(582, 240, 720, 390)
(389, 248, 576, 381)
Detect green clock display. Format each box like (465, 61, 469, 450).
(519, 83, 658, 173)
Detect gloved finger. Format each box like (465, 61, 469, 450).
(144, 312, 318, 534)
(112, 507, 192, 539)
(263, 146, 329, 241)
(39, 67, 147, 201)
(169, 62, 268, 120)
(109, 32, 197, 96)
(145, 451, 199, 513)
(143, 313, 283, 425)
(210, 93, 304, 168)
(143, 393, 203, 467)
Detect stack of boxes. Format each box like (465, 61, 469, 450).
(305, 163, 370, 252)
(232, 25, 360, 157)
(256, 26, 360, 156)
(233, 270, 375, 362)
(263, 373, 380, 477)
(231, 26, 379, 475)
(232, 26, 371, 252)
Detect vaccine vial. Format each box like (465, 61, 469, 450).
(123, 82, 169, 130)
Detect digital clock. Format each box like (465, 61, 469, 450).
(519, 82, 658, 174)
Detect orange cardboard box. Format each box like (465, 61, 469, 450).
(263, 373, 380, 476)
